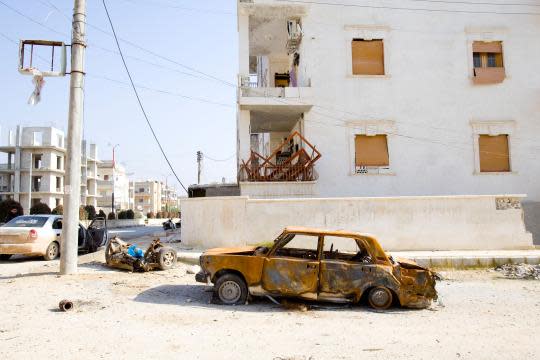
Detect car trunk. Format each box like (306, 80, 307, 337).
(0, 228, 31, 244)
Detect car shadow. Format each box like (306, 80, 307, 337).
(133, 284, 419, 314)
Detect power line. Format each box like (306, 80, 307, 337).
(203, 153, 236, 162)
(8, 1, 540, 154)
(87, 74, 234, 108)
(101, 0, 188, 193)
(276, 0, 540, 15)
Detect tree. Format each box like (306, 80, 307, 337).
(84, 205, 96, 220)
(147, 212, 155, 219)
(52, 205, 63, 215)
(0, 199, 24, 222)
(79, 206, 88, 220)
(30, 202, 52, 215)
(117, 210, 127, 220)
(107, 212, 116, 220)
(98, 209, 106, 218)
(126, 209, 135, 220)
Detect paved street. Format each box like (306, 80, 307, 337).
(0, 253, 538, 360)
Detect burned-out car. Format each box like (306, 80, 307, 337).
(196, 227, 438, 310)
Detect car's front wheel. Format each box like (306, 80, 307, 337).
(43, 241, 59, 261)
(368, 286, 393, 310)
(214, 273, 248, 305)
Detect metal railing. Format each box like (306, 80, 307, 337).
(239, 131, 321, 182)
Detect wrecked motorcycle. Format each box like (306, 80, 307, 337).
(105, 237, 177, 272)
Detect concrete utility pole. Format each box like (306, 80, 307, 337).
(60, 0, 87, 275)
(197, 151, 203, 185)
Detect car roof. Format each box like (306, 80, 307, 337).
(16, 215, 61, 219)
(283, 226, 377, 239)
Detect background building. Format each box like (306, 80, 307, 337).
(0, 126, 100, 213)
(161, 184, 179, 213)
(133, 180, 162, 215)
(97, 161, 130, 213)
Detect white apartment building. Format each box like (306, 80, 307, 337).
(161, 184, 179, 213)
(133, 180, 162, 215)
(236, 1, 540, 227)
(0, 126, 100, 213)
(97, 161, 130, 212)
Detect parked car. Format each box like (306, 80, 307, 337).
(196, 227, 438, 310)
(0, 215, 108, 261)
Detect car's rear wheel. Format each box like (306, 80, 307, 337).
(368, 286, 393, 310)
(215, 273, 248, 305)
(0, 254, 12, 261)
(158, 247, 177, 270)
(43, 241, 59, 261)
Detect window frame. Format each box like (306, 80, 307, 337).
(347, 120, 396, 176)
(466, 28, 509, 80)
(344, 25, 390, 78)
(471, 120, 516, 175)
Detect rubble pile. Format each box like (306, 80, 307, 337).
(495, 263, 540, 280)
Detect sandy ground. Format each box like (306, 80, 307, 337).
(0, 252, 539, 360)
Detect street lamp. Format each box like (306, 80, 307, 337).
(111, 144, 119, 214)
(162, 173, 172, 213)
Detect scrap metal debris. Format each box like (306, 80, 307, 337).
(496, 264, 540, 280)
(105, 237, 177, 272)
(58, 299, 74, 312)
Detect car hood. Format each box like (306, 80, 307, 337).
(203, 246, 258, 255)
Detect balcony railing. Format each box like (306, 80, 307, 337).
(0, 185, 14, 192)
(0, 164, 14, 170)
(239, 131, 321, 182)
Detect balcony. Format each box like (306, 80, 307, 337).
(239, 131, 320, 182)
(238, 75, 313, 111)
(0, 164, 14, 171)
(0, 185, 14, 193)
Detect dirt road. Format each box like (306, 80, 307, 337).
(0, 253, 538, 360)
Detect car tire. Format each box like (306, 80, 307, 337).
(158, 247, 177, 270)
(0, 254, 12, 261)
(368, 286, 393, 310)
(43, 241, 60, 261)
(214, 273, 248, 305)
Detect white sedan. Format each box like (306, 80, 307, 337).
(0, 215, 107, 261)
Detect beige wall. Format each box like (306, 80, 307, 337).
(181, 195, 533, 251)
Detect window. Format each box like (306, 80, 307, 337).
(55, 198, 61, 207)
(352, 39, 384, 75)
(33, 132, 42, 146)
(322, 236, 372, 263)
(33, 154, 42, 169)
(355, 135, 389, 167)
(104, 175, 109, 181)
(56, 155, 62, 170)
(478, 134, 510, 172)
(57, 134, 63, 148)
(56, 177, 62, 190)
(32, 176, 42, 192)
(472, 41, 505, 84)
(274, 234, 319, 259)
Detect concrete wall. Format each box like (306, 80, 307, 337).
(181, 195, 533, 251)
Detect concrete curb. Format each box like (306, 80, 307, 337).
(177, 250, 540, 269)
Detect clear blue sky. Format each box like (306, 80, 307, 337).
(0, 0, 238, 194)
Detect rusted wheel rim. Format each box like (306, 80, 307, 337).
(162, 251, 174, 267)
(48, 243, 59, 259)
(219, 280, 241, 304)
(369, 287, 392, 309)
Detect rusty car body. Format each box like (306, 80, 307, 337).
(196, 227, 438, 309)
(0, 215, 107, 261)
